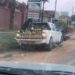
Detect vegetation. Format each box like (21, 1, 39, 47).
(59, 16, 68, 26)
(0, 31, 18, 53)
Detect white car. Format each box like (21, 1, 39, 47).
(16, 22, 63, 50)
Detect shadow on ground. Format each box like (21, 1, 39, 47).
(63, 35, 70, 41)
(15, 44, 61, 53)
(0, 32, 71, 54)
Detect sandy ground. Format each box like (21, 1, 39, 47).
(0, 32, 75, 66)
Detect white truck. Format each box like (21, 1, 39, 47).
(16, 22, 63, 50)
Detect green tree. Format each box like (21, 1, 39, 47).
(59, 19, 68, 26)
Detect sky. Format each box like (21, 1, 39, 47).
(17, 0, 75, 15)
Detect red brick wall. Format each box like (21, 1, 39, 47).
(14, 11, 22, 30)
(14, 11, 27, 30)
(0, 6, 27, 30)
(0, 6, 10, 30)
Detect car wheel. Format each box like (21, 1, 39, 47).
(47, 38, 53, 51)
(59, 36, 63, 46)
(19, 44, 27, 49)
(19, 44, 24, 49)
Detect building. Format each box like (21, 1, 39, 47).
(0, 0, 27, 30)
(27, 10, 56, 22)
(40, 10, 60, 22)
(43, 10, 54, 22)
(60, 12, 69, 17)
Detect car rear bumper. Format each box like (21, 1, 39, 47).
(15, 38, 48, 45)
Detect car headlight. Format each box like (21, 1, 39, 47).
(17, 30, 20, 33)
(16, 34, 20, 37)
(42, 32, 46, 38)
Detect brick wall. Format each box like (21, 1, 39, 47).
(0, 6, 10, 30)
(0, 5, 27, 30)
(14, 10, 27, 30)
(14, 11, 22, 30)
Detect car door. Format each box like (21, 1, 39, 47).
(54, 24, 61, 42)
(49, 23, 57, 42)
(51, 24, 60, 42)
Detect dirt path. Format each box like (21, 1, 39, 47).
(1, 33, 75, 66)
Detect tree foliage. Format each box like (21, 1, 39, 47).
(59, 18, 68, 26)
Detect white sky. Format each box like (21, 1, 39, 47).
(17, 0, 75, 15)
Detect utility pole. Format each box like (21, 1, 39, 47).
(54, 0, 57, 18)
(72, 7, 74, 16)
(26, 0, 29, 20)
(52, 0, 57, 23)
(41, 0, 45, 22)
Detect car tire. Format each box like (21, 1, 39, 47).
(47, 37, 53, 51)
(59, 36, 63, 47)
(19, 44, 24, 49)
(19, 44, 27, 49)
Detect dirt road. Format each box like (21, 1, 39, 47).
(1, 33, 75, 66)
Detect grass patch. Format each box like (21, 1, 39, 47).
(0, 31, 19, 53)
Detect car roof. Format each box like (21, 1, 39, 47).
(33, 22, 54, 27)
(33, 22, 54, 24)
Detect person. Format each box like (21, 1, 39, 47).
(21, 19, 33, 31)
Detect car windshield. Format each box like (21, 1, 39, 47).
(28, 23, 50, 30)
(0, 66, 74, 75)
(0, 0, 75, 74)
